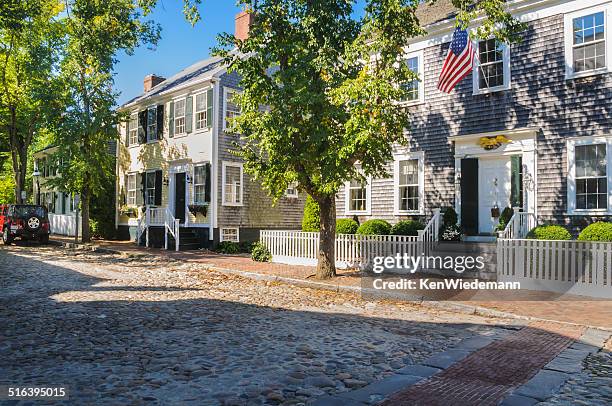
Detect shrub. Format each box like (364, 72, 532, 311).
(442, 207, 458, 227)
(301, 195, 320, 232)
(526, 225, 572, 241)
(391, 220, 425, 236)
(239, 241, 254, 253)
(356, 219, 392, 235)
(578, 222, 612, 242)
(336, 218, 359, 234)
(251, 241, 271, 262)
(441, 224, 462, 241)
(216, 241, 240, 254)
(495, 207, 514, 232)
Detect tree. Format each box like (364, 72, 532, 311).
(0, 0, 63, 204)
(216, 0, 524, 279)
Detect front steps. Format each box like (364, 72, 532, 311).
(138, 226, 205, 251)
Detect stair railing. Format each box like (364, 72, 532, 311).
(136, 207, 148, 247)
(498, 208, 537, 239)
(418, 208, 441, 257)
(164, 208, 180, 251)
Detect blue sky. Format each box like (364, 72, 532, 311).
(114, 2, 242, 105)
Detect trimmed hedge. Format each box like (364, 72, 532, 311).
(391, 220, 424, 236)
(526, 225, 572, 241)
(301, 195, 320, 232)
(336, 218, 359, 234)
(356, 219, 392, 235)
(578, 222, 612, 242)
(251, 242, 271, 262)
(442, 206, 458, 227)
(216, 241, 240, 254)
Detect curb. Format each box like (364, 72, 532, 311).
(50, 240, 612, 332)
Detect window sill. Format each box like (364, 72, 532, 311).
(397, 100, 425, 107)
(170, 132, 188, 139)
(565, 210, 612, 216)
(473, 85, 511, 96)
(345, 210, 371, 216)
(222, 202, 243, 207)
(146, 139, 160, 145)
(394, 210, 425, 216)
(194, 128, 212, 134)
(565, 67, 610, 81)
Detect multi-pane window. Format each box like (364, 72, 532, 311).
(400, 56, 420, 102)
(285, 182, 298, 198)
(174, 99, 186, 135)
(223, 163, 242, 205)
(575, 144, 607, 210)
(224, 89, 241, 131)
(220, 228, 239, 242)
(572, 12, 606, 73)
(128, 114, 138, 146)
(398, 159, 419, 211)
(348, 179, 367, 212)
(477, 39, 505, 89)
(126, 173, 137, 206)
(195, 91, 212, 130)
(147, 107, 157, 142)
(145, 172, 156, 206)
(193, 165, 207, 204)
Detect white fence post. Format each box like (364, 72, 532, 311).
(175, 219, 180, 252)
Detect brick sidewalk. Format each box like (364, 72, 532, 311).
(50, 236, 612, 329)
(380, 322, 585, 406)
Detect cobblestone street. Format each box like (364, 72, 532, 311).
(0, 245, 610, 405)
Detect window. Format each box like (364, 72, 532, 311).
(128, 114, 138, 146)
(568, 137, 612, 214)
(193, 165, 207, 204)
(220, 228, 239, 242)
(126, 173, 137, 206)
(345, 172, 371, 215)
(223, 88, 241, 131)
(473, 39, 510, 93)
(394, 152, 424, 215)
(399, 53, 424, 104)
(285, 182, 298, 198)
(145, 171, 156, 206)
(195, 89, 213, 130)
(222, 162, 243, 206)
(174, 99, 186, 135)
(565, 6, 611, 79)
(147, 107, 157, 142)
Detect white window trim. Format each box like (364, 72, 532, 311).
(566, 136, 612, 215)
(398, 50, 425, 106)
(344, 175, 372, 216)
(564, 4, 612, 80)
(173, 97, 187, 137)
(128, 113, 138, 147)
(194, 88, 212, 132)
(223, 87, 241, 131)
(221, 161, 244, 207)
(146, 106, 158, 143)
(285, 181, 299, 199)
(126, 172, 137, 206)
(393, 151, 425, 216)
(144, 170, 157, 207)
(472, 39, 511, 95)
(193, 163, 207, 205)
(220, 227, 240, 242)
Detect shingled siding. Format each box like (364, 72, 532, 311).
(338, 13, 612, 231)
(215, 72, 305, 232)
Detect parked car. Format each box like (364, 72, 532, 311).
(1, 204, 51, 245)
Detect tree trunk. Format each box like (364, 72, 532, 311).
(316, 194, 336, 279)
(81, 183, 91, 243)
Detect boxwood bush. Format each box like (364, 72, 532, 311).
(251, 242, 271, 262)
(301, 195, 320, 232)
(356, 219, 392, 235)
(577, 222, 612, 242)
(216, 241, 240, 254)
(526, 225, 572, 241)
(391, 220, 424, 236)
(336, 218, 359, 234)
(442, 206, 458, 227)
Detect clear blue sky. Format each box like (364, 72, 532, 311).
(115, 1, 366, 105)
(114, 1, 242, 105)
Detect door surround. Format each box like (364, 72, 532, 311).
(168, 161, 191, 227)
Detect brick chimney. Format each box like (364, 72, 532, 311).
(235, 10, 254, 41)
(143, 74, 165, 92)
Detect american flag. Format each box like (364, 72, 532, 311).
(437, 28, 475, 93)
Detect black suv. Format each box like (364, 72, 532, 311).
(1, 205, 50, 245)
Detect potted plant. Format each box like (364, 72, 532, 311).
(188, 203, 208, 217)
(119, 205, 137, 218)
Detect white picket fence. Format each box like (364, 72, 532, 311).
(49, 214, 82, 237)
(498, 239, 612, 298)
(260, 230, 422, 268)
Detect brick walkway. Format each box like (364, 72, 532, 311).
(380, 322, 585, 406)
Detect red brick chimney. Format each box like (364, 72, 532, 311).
(143, 74, 165, 92)
(235, 10, 254, 41)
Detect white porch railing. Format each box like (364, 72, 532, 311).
(136, 207, 180, 250)
(498, 208, 537, 239)
(164, 208, 180, 252)
(498, 238, 612, 298)
(418, 208, 441, 256)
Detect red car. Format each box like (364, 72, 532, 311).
(1, 204, 50, 245)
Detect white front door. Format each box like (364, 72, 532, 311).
(478, 157, 512, 234)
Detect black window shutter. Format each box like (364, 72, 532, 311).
(156, 105, 164, 140)
(138, 172, 146, 205)
(138, 110, 147, 144)
(206, 89, 213, 129)
(204, 163, 211, 203)
(125, 120, 130, 146)
(185, 96, 193, 133)
(168, 101, 174, 137)
(154, 170, 162, 206)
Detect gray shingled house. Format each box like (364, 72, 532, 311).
(336, 0, 612, 239)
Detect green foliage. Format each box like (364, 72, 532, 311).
(0, 157, 15, 204)
(495, 207, 514, 232)
(357, 219, 392, 236)
(251, 241, 271, 262)
(216, 241, 240, 254)
(336, 218, 359, 234)
(88, 168, 116, 239)
(526, 225, 572, 241)
(302, 195, 320, 232)
(442, 207, 458, 227)
(577, 222, 612, 242)
(239, 241, 254, 253)
(391, 220, 424, 236)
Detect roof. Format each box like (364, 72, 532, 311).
(121, 55, 227, 108)
(415, 0, 457, 27)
